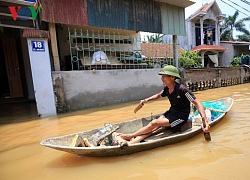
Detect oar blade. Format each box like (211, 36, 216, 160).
(204, 132, 211, 141)
(134, 104, 143, 113)
(202, 117, 211, 141)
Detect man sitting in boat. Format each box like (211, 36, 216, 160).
(120, 65, 210, 144)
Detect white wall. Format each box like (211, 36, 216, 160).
(27, 38, 57, 117)
(220, 43, 234, 67)
(53, 69, 163, 111)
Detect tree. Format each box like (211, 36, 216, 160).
(237, 34, 250, 42)
(220, 11, 250, 41)
(146, 33, 163, 43)
(229, 55, 241, 67)
(179, 51, 202, 68)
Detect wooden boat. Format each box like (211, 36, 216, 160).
(40, 97, 233, 157)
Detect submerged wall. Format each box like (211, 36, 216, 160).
(53, 67, 250, 113)
(52, 69, 163, 112)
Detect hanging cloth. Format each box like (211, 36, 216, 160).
(208, 54, 218, 67)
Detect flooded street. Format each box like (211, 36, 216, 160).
(0, 83, 250, 180)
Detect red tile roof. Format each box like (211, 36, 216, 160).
(192, 44, 227, 52)
(201, 2, 213, 11)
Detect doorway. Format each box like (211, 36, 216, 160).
(0, 28, 28, 101)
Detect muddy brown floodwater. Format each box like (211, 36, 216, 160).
(0, 84, 250, 180)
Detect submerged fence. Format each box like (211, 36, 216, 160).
(180, 67, 250, 92)
(67, 29, 177, 70)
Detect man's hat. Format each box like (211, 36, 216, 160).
(158, 65, 181, 79)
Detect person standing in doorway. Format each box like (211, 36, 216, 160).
(207, 29, 213, 45)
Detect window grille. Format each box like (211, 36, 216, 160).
(68, 28, 174, 70)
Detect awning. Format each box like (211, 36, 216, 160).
(192, 45, 228, 53)
(221, 41, 250, 46)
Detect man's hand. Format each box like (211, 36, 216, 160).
(140, 99, 147, 105)
(202, 118, 210, 132)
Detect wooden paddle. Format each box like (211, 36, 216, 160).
(203, 107, 228, 141)
(134, 104, 143, 113)
(202, 117, 211, 141)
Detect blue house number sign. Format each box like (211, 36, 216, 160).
(32, 41, 45, 52)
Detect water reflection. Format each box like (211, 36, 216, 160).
(0, 101, 38, 124)
(0, 84, 250, 180)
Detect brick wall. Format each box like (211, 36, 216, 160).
(141, 43, 184, 58)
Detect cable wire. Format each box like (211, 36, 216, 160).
(227, 0, 250, 13)
(219, 0, 249, 16)
(240, 0, 250, 6)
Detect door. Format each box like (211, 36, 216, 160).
(2, 38, 23, 98)
(195, 27, 201, 46)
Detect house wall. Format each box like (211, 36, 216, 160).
(220, 43, 236, 67)
(190, 22, 196, 49)
(185, 21, 190, 50)
(87, 0, 162, 33)
(160, 3, 186, 36)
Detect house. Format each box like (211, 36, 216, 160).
(220, 41, 250, 66)
(164, 0, 250, 68)
(163, 0, 229, 67)
(0, 0, 194, 117)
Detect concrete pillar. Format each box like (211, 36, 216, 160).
(215, 20, 218, 45)
(200, 19, 204, 45)
(187, 21, 193, 50)
(23, 30, 57, 117)
(173, 35, 178, 68)
(201, 51, 205, 67)
(216, 69, 221, 88)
